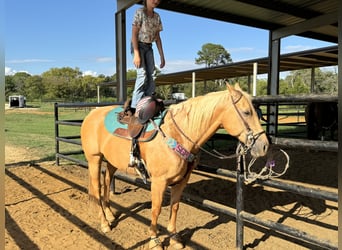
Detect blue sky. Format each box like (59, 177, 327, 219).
(5, 0, 336, 77)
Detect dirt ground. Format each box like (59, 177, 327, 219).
(5, 141, 338, 249)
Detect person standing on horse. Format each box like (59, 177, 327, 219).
(129, 0, 165, 115)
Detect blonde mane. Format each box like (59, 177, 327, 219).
(168, 90, 231, 135)
(167, 86, 253, 137)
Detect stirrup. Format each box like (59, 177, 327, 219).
(134, 160, 148, 184)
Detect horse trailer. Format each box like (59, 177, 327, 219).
(9, 95, 26, 108)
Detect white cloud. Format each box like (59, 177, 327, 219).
(6, 59, 54, 64)
(5, 67, 16, 75)
(282, 45, 314, 54)
(96, 57, 113, 63)
(82, 70, 98, 77)
(5, 67, 31, 75)
(126, 59, 201, 75)
(159, 59, 201, 74)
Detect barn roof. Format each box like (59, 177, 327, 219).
(114, 0, 338, 87)
(151, 45, 338, 85)
(157, 0, 338, 43)
(118, 0, 338, 43)
(99, 45, 337, 87)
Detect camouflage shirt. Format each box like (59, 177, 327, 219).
(132, 8, 163, 44)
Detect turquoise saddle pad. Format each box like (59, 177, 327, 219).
(104, 106, 166, 139)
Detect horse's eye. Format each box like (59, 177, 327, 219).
(243, 110, 251, 116)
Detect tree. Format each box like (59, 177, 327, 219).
(195, 43, 232, 67)
(313, 68, 337, 94)
(10, 72, 31, 95)
(156, 85, 172, 100)
(281, 68, 337, 95)
(24, 75, 45, 101)
(5, 76, 16, 98)
(194, 43, 233, 94)
(41, 67, 82, 100)
(256, 79, 268, 96)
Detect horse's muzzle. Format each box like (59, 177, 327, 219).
(250, 132, 269, 157)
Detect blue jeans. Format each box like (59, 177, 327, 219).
(131, 42, 156, 108)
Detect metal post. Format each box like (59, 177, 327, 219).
(267, 31, 280, 137)
(236, 155, 244, 249)
(192, 72, 196, 98)
(337, 2, 342, 249)
(252, 62, 257, 96)
(54, 103, 60, 166)
(111, 175, 116, 194)
(115, 10, 127, 103)
(97, 85, 100, 103)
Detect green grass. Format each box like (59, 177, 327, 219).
(5, 102, 90, 162)
(5, 102, 307, 165)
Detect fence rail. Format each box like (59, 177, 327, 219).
(54, 99, 337, 250)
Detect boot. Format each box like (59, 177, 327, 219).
(118, 106, 135, 124)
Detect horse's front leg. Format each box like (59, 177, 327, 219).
(103, 162, 117, 224)
(149, 179, 167, 250)
(168, 163, 196, 249)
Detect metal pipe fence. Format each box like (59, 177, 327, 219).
(54, 98, 337, 249)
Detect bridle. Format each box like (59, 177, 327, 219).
(230, 90, 266, 153)
(164, 91, 289, 184)
(167, 90, 266, 160)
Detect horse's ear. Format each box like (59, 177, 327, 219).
(234, 83, 242, 91)
(226, 82, 234, 92)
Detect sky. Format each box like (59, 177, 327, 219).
(5, 0, 336, 77)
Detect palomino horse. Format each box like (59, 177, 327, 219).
(305, 102, 338, 140)
(81, 84, 269, 249)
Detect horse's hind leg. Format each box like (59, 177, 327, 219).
(103, 162, 117, 224)
(88, 155, 111, 233)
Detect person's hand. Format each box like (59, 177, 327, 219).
(160, 56, 165, 68)
(133, 54, 141, 68)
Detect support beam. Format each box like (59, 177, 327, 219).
(252, 62, 257, 96)
(337, 2, 342, 250)
(115, 10, 127, 102)
(97, 85, 100, 103)
(273, 11, 338, 40)
(192, 72, 196, 98)
(267, 31, 280, 137)
(117, 0, 139, 12)
(310, 67, 315, 93)
(247, 75, 251, 94)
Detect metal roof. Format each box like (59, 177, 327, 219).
(114, 0, 340, 99)
(111, 45, 336, 86)
(115, 0, 339, 87)
(156, 0, 338, 43)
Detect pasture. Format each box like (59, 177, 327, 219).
(5, 103, 338, 249)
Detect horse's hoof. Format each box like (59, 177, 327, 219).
(101, 224, 111, 233)
(170, 233, 184, 249)
(105, 211, 116, 224)
(149, 237, 163, 249)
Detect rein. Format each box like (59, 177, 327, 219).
(155, 90, 289, 184)
(167, 90, 265, 160)
(169, 111, 237, 160)
(150, 117, 196, 162)
(237, 143, 290, 184)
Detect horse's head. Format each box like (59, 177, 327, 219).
(220, 83, 269, 157)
